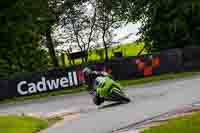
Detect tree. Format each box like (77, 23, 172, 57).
(38, 0, 88, 67)
(54, 0, 98, 63)
(40, 0, 72, 67)
(95, 0, 121, 61)
(0, 0, 50, 77)
(0, 0, 90, 76)
(101, 0, 200, 52)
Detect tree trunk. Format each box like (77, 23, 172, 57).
(137, 43, 147, 56)
(85, 55, 88, 62)
(81, 57, 84, 64)
(104, 45, 109, 61)
(61, 53, 65, 67)
(45, 25, 59, 67)
(103, 31, 109, 61)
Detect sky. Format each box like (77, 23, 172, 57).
(112, 22, 141, 44)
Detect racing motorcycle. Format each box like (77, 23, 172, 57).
(89, 75, 131, 106)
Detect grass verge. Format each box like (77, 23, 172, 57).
(141, 112, 200, 133)
(1, 71, 200, 104)
(0, 115, 48, 133)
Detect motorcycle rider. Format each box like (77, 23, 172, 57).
(83, 67, 129, 105)
(82, 67, 111, 91)
(83, 67, 112, 105)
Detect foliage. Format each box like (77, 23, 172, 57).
(54, 0, 99, 64)
(101, 0, 200, 52)
(0, 0, 49, 77)
(0, 0, 86, 76)
(42, 0, 86, 67)
(95, 0, 122, 60)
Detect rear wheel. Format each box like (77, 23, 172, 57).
(111, 89, 131, 103)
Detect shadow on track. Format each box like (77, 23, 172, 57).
(98, 102, 123, 109)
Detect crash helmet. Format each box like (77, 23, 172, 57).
(95, 76, 105, 86)
(83, 67, 92, 76)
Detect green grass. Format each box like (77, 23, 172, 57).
(0, 115, 48, 133)
(62, 42, 146, 65)
(88, 42, 146, 61)
(141, 112, 200, 133)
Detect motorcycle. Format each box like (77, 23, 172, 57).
(89, 76, 131, 106)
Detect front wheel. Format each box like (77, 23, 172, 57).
(110, 89, 131, 103)
(93, 96, 104, 106)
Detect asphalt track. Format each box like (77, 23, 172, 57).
(1, 76, 200, 133)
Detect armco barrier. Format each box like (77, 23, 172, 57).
(0, 48, 185, 99)
(182, 46, 200, 71)
(0, 79, 9, 99)
(108, 48, 182, 80)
